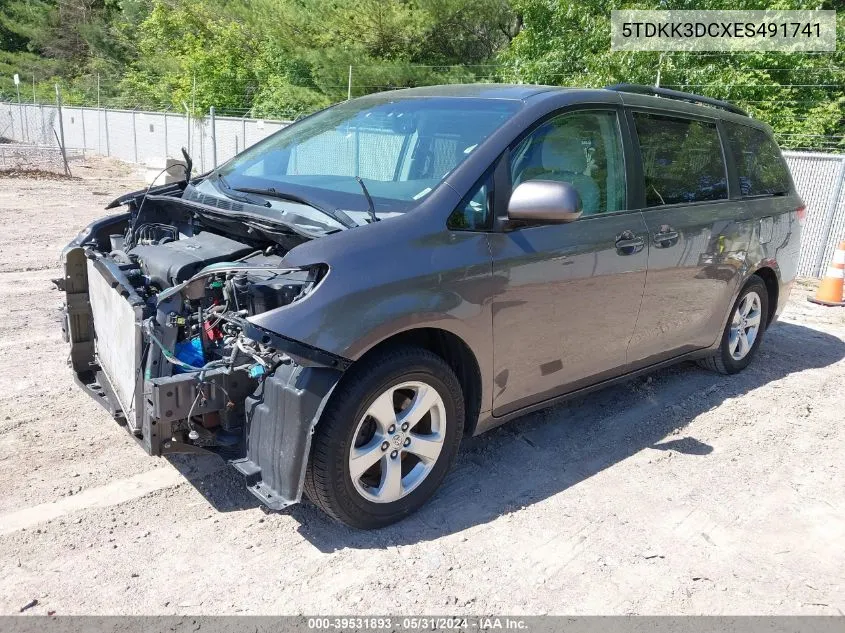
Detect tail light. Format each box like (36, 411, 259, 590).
(796, 205, 807, 225)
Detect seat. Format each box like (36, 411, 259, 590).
(515, 126, 600, 213)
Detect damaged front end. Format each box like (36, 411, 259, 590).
(57, 184, 349, 509)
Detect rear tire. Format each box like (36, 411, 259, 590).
(698, 275, 769, 375)
(304, 346, 464, 529)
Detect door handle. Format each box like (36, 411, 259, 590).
(615, 231, 645, 255)
(653, 225, 679, 248)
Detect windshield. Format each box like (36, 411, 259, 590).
(213, 96, 521, 221)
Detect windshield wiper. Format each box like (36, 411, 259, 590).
(355, 177, 379, 223)
(234, 186, 357, 229)
(214, 174, 271, 208)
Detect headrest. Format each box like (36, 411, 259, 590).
(540, 129, 587, 173)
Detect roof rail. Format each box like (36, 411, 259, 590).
(606, 83, 748, 117)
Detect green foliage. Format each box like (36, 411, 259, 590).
(500, 0, 844, 151)
(251, 78, 331, 119)
(0, 0, 841, 151)
(118, 0, 258, 113)
(49, 0, 517, 115)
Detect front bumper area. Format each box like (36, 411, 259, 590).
(59, 245, 345, 510)
(232, 363, 340, 509)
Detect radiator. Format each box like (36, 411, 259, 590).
(86, 258, 143, 426)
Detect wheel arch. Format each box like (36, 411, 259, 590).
(751, 265, 779, 329)
(346, 327, 484, 436)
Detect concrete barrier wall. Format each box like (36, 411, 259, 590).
(0, 102, 292, 174)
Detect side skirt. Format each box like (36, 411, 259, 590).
(474, 347, 717, 436)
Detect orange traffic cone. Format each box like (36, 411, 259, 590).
(809, 240, 845, 307)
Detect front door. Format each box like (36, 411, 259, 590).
(489, 108, 648, 416)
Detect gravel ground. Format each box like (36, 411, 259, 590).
(0, 158, 844, 616)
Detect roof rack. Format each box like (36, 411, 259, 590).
(606, 83, 748, 117)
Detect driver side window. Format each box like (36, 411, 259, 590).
(510, 110, 626, 216)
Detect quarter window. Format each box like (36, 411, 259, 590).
(634, 113, 727, 207)
(724, 123, 791, 196)
(448, 173, 492, 230)
(510, 110, 626, 215)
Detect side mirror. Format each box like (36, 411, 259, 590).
(507, 180, 582, 224)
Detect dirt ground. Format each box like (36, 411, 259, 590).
(0, 157, 844, 616)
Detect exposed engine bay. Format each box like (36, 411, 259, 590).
(58, 181, 347, 509)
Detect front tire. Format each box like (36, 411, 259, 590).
(304, 346, 464, 529)
(698, 275, 769, 375)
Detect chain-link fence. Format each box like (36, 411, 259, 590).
(785, 151, 845, 278)
(0, 101, 291, 175)
(1, 99, 844, 278)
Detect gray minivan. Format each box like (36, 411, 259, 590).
(59, 84, 803, 528)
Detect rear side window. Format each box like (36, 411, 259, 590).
(724, 123, 791, 196)
(634, 113, 727, 207)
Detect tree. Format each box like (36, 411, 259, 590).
(499, 0, 844, 151)
(1, 0, 841, 151)
(119, 1, 258, 113)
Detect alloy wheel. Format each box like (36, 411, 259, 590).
(729, 290, 762, 361)
(348, 381, 446, 504)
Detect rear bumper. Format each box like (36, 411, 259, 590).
(59, 244, 345, 509)
(772, 278, 794, 325)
